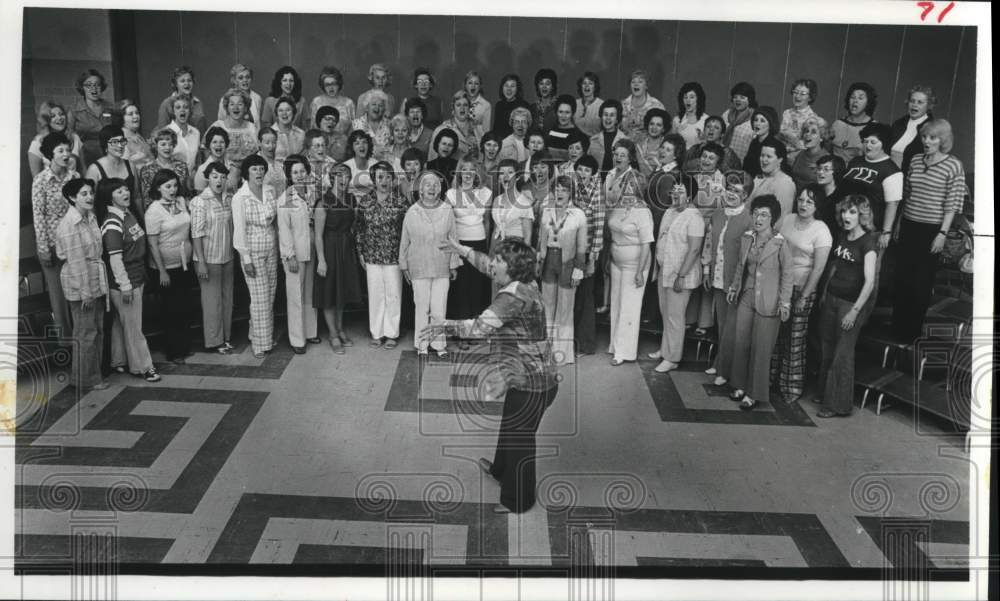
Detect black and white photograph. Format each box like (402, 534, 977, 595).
(0, 0, 993, 599)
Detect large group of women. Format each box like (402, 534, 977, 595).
(31, 62, 967, 422)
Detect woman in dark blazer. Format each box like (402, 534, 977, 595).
(888, 84, 935, 175)
(713, 194, 793, 411)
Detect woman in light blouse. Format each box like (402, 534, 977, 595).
(217, 63, 262, 125)
(399, 171, 461, 356)
(636, 108, 670, 179)
(352, 91, 392, 160)
(28, 101, 83, 177)
(398, 147, 425, 203)
(117, 99, 153, 172)
(446, 159, 493, 329)
(463, 71, 492, 133)
(257, 129, 286, 195)
(261, 66, 306, 130)
(493, 74, 532, 142)
(703, 174, 754, 378)
(648, 177, 705, 372)
(478, 131, 502, 191)
(190, 161, 235, 355)
(430, 91, 483, 163)
(137, 128, 191, 209)
(778, 79, 828, 163)
(574, 72, 604, 138)
(68, 69, 115, 167)
(672, 82, 709, 148)
(891, 119, 967, 343)
(741, 106, 779, 178)
(713, 194, 793, 411)
(722, 81, 757, 163)
(277, 155, 319, 354)
(302, 129, 337, 197)
(401, 67, 443, 128)
(830, 82, 877, 163)
(232, 154, 279, 358)
(605, 139, 651, 366)
(748, 138, 796, 226)
(537, 174, 587, 365)
(144, 168, 194, 364)
(772, 184, 832, 402)
(55, 177, 109, 390)
(344, 130, 375, 197)
(490, 158, 534, 250)
(167, 95, 201, 174)
(314, 163, 363, 354)
(683, 116, 743, 174)
(355, 161, 410, 349)
(306, 66, 354, 136)
(210, 89, 259, 165)
(386, 114, 412, 172)
(621, 69, 666, 141)
(193, 126, 240, 195)
(155, 66, 208, 133)
(271, 96, 305, 162)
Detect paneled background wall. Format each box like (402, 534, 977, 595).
(22, 8, 978, 192)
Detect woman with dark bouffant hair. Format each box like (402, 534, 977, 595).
(261, 66, 305, 130)
(428, 236, 558, 514)
(493, 74, 532, 139)
(815, 194, 877, 418)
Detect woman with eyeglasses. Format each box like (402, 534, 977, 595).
(402, 67, 444, 129)
(314, 106, 348, 163)
(778, 79, 828, 164)
(712, 194, 793, 411)
(85, 125, 140, 217)
(306, 66, 354, 137)
(68, 69, 115, 167)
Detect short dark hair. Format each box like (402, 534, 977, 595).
(497, 74, 524, 99)
(203, 126, 230, 149)
(816, 154, 847, 184)
(404, 97, 427, 119)
(566, 129, 590, 153)
(790, 78, 818, 104)
(729, 81, 757, 108)
(704, 115, 726, 134)
(97, 177, 128, 207)
(750, 194, 782, 228)
(534, 68, 558, 96)
(411, 66, 435, 89)
(282, 153, 312, 183)
(493, 237, 537, 284)
(315, 105, 340, 128)
(400, 147, 426, 167)
(643, 107, 671, 130)
(98, 125, 125, 154)
(554, 93, 576, 115)
(662, 133, 687, 163)
(62, 178, 95, 204)
(40, 131, 70, 160)
(273, 95, 299, 119)
(599, 99, 623, 124)
(752, 106, 779, 135)
(239, 154, 269, 181)
(576, 71, 601, 99)
(843, 82, 878, 117)
(346, 129, 373, 159)
(433, 128, 459, 155)
(799, 182, 828, 215)
(700, 141, 725, 164)
(148, 169, 181, 200)
(760, 136, 788, 162)
(75, 69, 107, 96)
(369, 160, 395, 183)
(201, 161, 230, 180)
(479, 130, 501, 154)
(575, 154, 599, 173)
(859, 122, 893, 150)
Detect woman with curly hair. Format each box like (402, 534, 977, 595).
(492, 73, 532, 139)
(357, 63, 396, 117)
(217, 63, 262, 125)
(306, 66, 355, 136)
(621, 69, 666, 141)
(260, 66, 305, 130)
(530, 68, 559, 133)
(830, 82, 877, 163)
(722, 81, 757, 162)
(574, 71, 604, 138)
(672, 81, 708, 147)
(29, 101, 84, 177)
(777, 78, 827, 163)
(69, 69, 115, 167)
(155, 65, 209, 133)
(401, 67, 443, 128)
(210, 88, 259, 165)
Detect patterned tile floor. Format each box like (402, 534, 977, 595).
(13, 316, 971, 578)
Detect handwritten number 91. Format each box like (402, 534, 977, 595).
(917, 1, 955, 22)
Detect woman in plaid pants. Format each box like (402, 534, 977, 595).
(233, 154, 279, 358)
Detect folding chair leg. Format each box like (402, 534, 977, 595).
(696, 341, 704, 361)
(882, 346, 890, 368)
(876, 393, 885, 415)
(918, 357, 927, 381)
(861, 388, 870, 409)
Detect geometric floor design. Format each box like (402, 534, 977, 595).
(13, 319, 971, 578)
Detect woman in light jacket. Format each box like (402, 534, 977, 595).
(713, 194, 793, 411)
(277, 155, 320, 354)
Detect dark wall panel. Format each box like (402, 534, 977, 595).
(948, 27, 976, 165)
(894, 25, 963, 120)
(181, 12, 236, 124)
(236, 12, 291, 104)
(564, 18, 622, 101)
(785, 23, 847, 122)
(132, 11, 182, 125)
(334, 14, 400, 106)
(840, 24, 905, 123)
(454, 15, 512, 106)
(619, 20, 676, 103)
(288, 13, 342, 109)
(398, 15, 456, 94)
(675, 21, 734, 116)
(730, 22, 791, 110)
(509, 17, 566, 101)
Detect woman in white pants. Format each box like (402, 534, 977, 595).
(354, 161, 410, 348)
(277, 154, 319, 353)
(604, 139, 652, 366)
(648, 177, 705, 372)
(399, 171, 460, 356)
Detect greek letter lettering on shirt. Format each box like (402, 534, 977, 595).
(844, 166, 878, 184)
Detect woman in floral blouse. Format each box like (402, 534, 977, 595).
(354, 161, 410, 349)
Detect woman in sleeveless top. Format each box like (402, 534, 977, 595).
(85, 125, 139, 218)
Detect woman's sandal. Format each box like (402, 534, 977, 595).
(728, 389, 744, 402)
(384, 338, 398, 349)
(330, 339, 346, 355)
(694, 328, 709, 337)
(338, 334, 354, 347)
(739, 396, 757, 411)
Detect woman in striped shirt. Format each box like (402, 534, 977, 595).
(891, 119, 967, 342)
